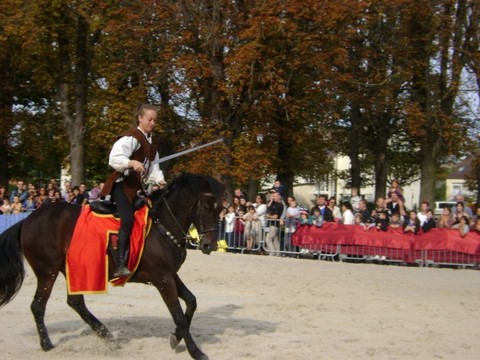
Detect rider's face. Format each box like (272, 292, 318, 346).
(138, 109, 157, 134)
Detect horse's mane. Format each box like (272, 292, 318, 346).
(149, 173, 224, 206)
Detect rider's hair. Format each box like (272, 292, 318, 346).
(134, 103, 157, 125)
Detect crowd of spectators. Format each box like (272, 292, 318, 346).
(0, 179, 104, 215)
(218, 179, 480, 253)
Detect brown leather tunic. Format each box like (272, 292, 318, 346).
(100, 128, 157, 202)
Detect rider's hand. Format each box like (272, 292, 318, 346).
(129, 160, 145, 175)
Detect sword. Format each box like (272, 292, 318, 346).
(124, 138, 224, 184)
(157, 138, 224, 164)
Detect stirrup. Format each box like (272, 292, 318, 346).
(114, 264, 132, 278)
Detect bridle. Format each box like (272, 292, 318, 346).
(153, 191, 218, 248)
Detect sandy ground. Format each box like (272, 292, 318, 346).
(1, 250, 479, 360)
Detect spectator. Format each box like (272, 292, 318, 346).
(253, 193, 267, 232)
(437, 207, 454, 229)
(243, 205, 259, 251)
(9, 180, 28, 204)
(451, 194, 473, 217)
(10, 195, 24, 214)
(23, 191, 37, 212)
(89, 181, 104, 201)
(0, 198, 12, 215)
(403, 210, 420, 234)
(349, 187, 362, 214)
(341, 201, 355, 225)
(386, 179, 405, 203)
(224, 205, 236, 247)
(354, 213, 365, 228)
(421, 209, 436, 233)
(417, 201, 429, 226)
(270, 179, 286, 199)
(284, 197, 301, 234)
(311, 208, 324, 227)
(328, 197, 342, 222)
(373, 196, 388, 221)
(79, 183, 90, 206)
(310, 194, 334, 222)
(36, 187, 48, 207)
(471, 207, 480, 230)
(452, 202, 471, 227)
(69, 186, 85, 206)
(389, 212, 402, 229)
(358, 199, 374, 224)
(265, 191, 284, 255)
(61, 180, 72, 201)
(386, 191, 407, 219)
(0, 184, 8, 203)
(234, 208, 246, 247)
(457, 216, 470, 238)
(299, 209, 313, 225)
(375, 210, 389, 232)
(473, 218, 480, 234)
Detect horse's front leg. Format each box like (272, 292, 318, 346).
(155, 274, 208, 360)
(170, 274, 197, 349)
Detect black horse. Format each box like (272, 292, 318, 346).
(0, 173, 224, 360)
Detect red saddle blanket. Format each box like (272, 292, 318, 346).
(66, 204, 150, 295)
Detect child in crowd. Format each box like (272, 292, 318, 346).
(387, 179, 405, 202)
(234, 208, 246, 247)
(354, 213, 365, 228)
(403, 210, 420, 234)
(224, 205, 236, 247)
(375, 210, 389, 232)
(350, 187, 362, 213)
(311, 208, 324, 227)
(284, 198, 300, 233)
(10, 195, 23, 214)
(0, 198, 12, 215)
(243, 205, 258, 251)
(299, 209, 312, 225)
(421, 209, 436, 233)
(458, 216, 470, 238)
(389, 213, 402, 229)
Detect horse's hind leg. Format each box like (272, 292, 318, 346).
(67, 294, 113, 340)
(170, 274, 197, 349)
(30, 273, 58, 351)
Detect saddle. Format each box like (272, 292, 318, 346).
(89, 196, 147, 217)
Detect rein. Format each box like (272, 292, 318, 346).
(151, 191, 217, 249)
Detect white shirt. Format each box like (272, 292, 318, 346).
(342, 209, 355, 225)
(109, 127, 165, 184)
(254, 203, 267, 228)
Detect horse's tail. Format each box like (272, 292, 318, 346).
(0, 221, 25, 307)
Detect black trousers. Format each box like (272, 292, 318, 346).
(111, 182, 134, 241)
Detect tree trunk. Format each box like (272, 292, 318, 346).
(349, 104, 362, 192)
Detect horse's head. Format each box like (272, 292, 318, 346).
(151, 174, 224, 254)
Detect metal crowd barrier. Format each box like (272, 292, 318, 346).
(214, 217, 479, 269)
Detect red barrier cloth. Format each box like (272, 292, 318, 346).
(66, 205, 150, 294)
(414, 228, 480, 255)
(292, 223, 480, 254)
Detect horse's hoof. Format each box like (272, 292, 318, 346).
(169, 333, 180, 349)
(41, 340, 54, 352)
(96, 326, 114, 340)
(195, 351, 209, 360)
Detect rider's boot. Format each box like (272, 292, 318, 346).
(114, 230, 132, 278)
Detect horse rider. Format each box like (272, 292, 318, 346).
(100, 103, 166, 277)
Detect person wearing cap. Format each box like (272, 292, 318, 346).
(100, 103, 166, 278)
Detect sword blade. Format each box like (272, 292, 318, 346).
(157, 138, 224, 164)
